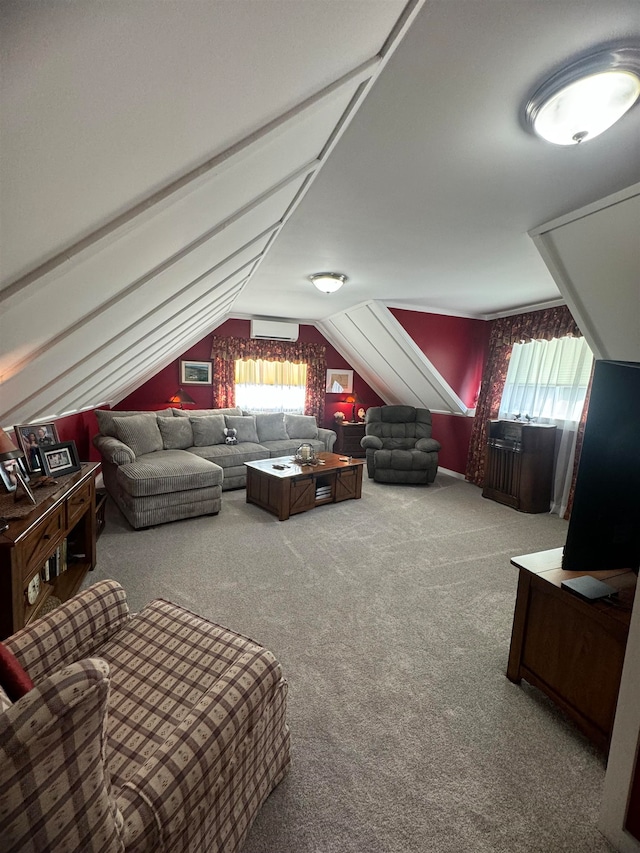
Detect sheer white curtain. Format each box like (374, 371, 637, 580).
(499, 336, 593, 516)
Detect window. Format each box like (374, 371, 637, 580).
(499, 336, 593, 423)
(234, 359, 307, 413)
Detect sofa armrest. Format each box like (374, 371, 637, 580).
(93, 434, 136, 465)
(5, 581, 131, 681)
(0, 658, 125, 853)
(361, 435, 383, 450)
(318, 427, 337, 452)
(416, 437, 441, 453)
(117, 646, 284, 850)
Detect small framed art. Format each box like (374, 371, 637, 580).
(39, 441, 82, 478)
(180, 360, 212, 385)
(14, 422, 60, 473)
(326, 369, 353, 394)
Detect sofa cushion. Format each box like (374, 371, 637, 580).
(255, 412, 288, 442)
(174, 406, 242, 419)
(157, 416, 194, 450)
(284, 414, 318, 440)
(113, 413, 163, 458)
(96, 409, 157, 438)
(190, 414, 226, 447)
(189, 443, 269, 468)
(225, 415, 259, 444)
(116, 449, 223, 497)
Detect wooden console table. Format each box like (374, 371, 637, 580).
(0, 463, 99, 640)
(507, 548, 636, 752)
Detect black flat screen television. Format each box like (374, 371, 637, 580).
(562, 359, 640, 573)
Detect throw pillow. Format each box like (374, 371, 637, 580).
(225, 415, 259, 444)
(255, 412, 288, 442)
(157, 416, 194, 450)
(190, 414, 227, 447)
(113, 413, 163, 458)
(0, 643, 34, 701)
(95, 409, 146, 438)
(284, 414, 318, 440)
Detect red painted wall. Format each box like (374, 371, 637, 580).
(390, 308, 489, 409)
(390, 308, 490, 475)
(117, 319, 385, 430)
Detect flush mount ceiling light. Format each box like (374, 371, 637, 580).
(309, 272, 348, 294)
(525, 46, 640, 145)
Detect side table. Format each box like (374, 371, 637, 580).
(335, 421, 366, 457)
(507, 547, 636, 752)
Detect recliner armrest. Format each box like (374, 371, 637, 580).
(93, 434, 136, 465)
(416, 437, 441, 452)
(361, 435, 383, 450)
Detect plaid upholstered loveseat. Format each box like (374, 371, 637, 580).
(0, 580, 290, 853)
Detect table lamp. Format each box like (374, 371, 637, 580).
(0, 428, 37, 506)
(168, 388, 196, 409)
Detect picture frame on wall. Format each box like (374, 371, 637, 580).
(180, 360, 212, 385)
(14, 422, 61, 473)
(325, 369, 354, 394)
(39, 441, 82, 478)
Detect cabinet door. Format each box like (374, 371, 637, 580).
(335, 468, 357, 501)
(289, 477, 315, 514)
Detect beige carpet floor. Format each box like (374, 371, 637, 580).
(91, 472, 615, 853)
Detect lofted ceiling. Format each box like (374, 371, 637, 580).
(1, 0, 639, 426)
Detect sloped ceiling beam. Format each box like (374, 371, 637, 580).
(318, 302, 470, 416)
(0, 1, 424, 426)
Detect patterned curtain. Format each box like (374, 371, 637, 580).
(465, 306, 582, 487)
(210, 336, 326, 422)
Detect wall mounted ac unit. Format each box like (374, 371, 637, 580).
(250, 319, 299, 341)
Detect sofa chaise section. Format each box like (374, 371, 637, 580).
(94, 410, 223, 529)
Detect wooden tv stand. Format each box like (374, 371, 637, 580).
(507, 548, 636, 752)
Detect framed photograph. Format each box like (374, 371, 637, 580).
(39, 441, 82, 478)
(326, 369, 353, 394)
(0, 458, 31, 494)
(14, 422, 60, 473)
(180, 359, 212, 385)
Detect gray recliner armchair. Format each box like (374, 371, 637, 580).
(360, 405, 441, 484)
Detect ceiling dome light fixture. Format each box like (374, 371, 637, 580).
(525, 46, 640, 145)
(309, 272, 348, 294)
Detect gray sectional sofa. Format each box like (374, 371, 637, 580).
(93, 406, 336, 529)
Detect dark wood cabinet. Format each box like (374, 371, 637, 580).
(335, 421, 366, 457)
(0, 464, 99, 639)
(507, 548, 636, 752)
(482, 420, 556, 513)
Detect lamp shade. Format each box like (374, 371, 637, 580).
(309, 273, 347, 294)
(168, 388, 196, 406)
(0, 429, 22, 462)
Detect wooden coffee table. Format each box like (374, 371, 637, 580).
(245, 452, 365, 520)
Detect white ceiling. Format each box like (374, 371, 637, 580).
(1, 0, 639, 423)
(237, 0, 640, 321)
